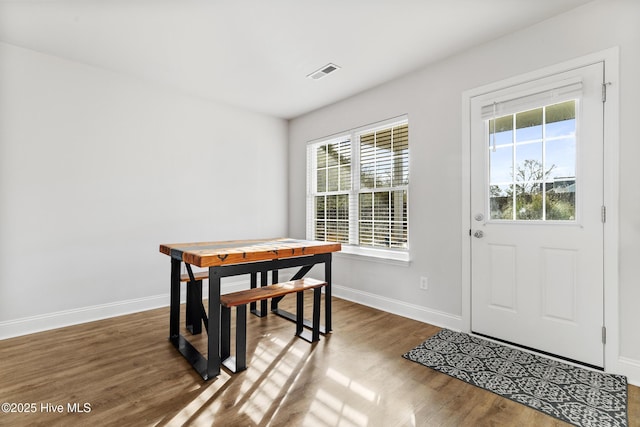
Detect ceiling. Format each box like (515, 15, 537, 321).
(0, 0, 594, 119)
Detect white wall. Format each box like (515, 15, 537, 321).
(0, 42, 288, 336)
(288, 0, 640, 381)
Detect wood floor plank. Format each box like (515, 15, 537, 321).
(0, 296, 637, 426)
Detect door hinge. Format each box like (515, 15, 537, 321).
(602, 326, 607, 344)
(602, 82, 612, 103)
(601, 205, 606, 223)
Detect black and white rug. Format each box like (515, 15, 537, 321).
(403, 329, 628, 427)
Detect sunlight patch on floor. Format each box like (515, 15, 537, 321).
(326, 367, 378, 402)
(301, 366, 382, 426)
(307, 389, 369, 427)
(238, 338, 307, 425)
(164, 371, 232, 426)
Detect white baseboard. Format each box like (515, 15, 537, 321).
(0, 294, 169, 340)
(332, 284, 463, 331)
(617, 357, 640, 387)
(0, 279, 250, 340)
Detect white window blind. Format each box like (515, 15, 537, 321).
(357, 123, 408, 248)
(312, 137, 351, 243)
(307, 117, 409, 260)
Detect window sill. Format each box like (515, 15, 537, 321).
(335, 245, 411, 266)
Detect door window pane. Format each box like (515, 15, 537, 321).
(546, 138, 576, 178)
(546, 101, 576, 138)
(516, 108, 543, 142)
(489, 115, 514, 145)
(490, 146, 512, 183)
(490, 184, 513, 220)
(516, 182, 543, 220)
(546, 179, 576, 220)
(515, 144, 543, 181)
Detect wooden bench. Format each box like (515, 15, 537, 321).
(220, 278, 327, 373)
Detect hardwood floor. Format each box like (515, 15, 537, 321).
(1, 296, 638, 426)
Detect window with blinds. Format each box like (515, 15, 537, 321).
(358, 123, 408, 248)
(313, 139, 351, 243)
(307, 117, 409, 259)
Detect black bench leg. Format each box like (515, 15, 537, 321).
(221, 306, 231, 361)
(296, 291, 304, 338)
(186, 279, 203, 335)
(312, 287, 321, 342)
(236, 305, 247, 372)
(221, 305, 247, 373)
(295, 288, 323, 343)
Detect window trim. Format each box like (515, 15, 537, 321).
(306, 115, 410, 262)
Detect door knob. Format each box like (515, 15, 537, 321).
(473, 230, 484, 238)
(474, 213, 484, 221)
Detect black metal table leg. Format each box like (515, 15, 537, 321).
(207, 266, 221, 379)
(325, 254, 332, 333)
(260, 270, 268, 316)
(169, 260, 216, 380)
(269, 269, 279, 312)
(169, 258, 181, 341)
(250, 271, 269, 317)
(249, 272, 257, 314)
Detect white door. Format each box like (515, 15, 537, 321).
(470, 63, 605, 368)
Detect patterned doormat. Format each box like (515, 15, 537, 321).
(403, 329, 628, 427)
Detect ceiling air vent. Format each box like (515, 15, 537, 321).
(307, 63, 341, 80)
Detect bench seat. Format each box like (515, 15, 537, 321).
(180, 271, 208, 282)
(220, 278, 326, 307)
(220, 278, 327, 373)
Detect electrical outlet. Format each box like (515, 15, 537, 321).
(420, 276, 428, 290)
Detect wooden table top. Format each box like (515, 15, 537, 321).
(160, 238, 342, 267)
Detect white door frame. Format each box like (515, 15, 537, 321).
(461, 47, 620, 373)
